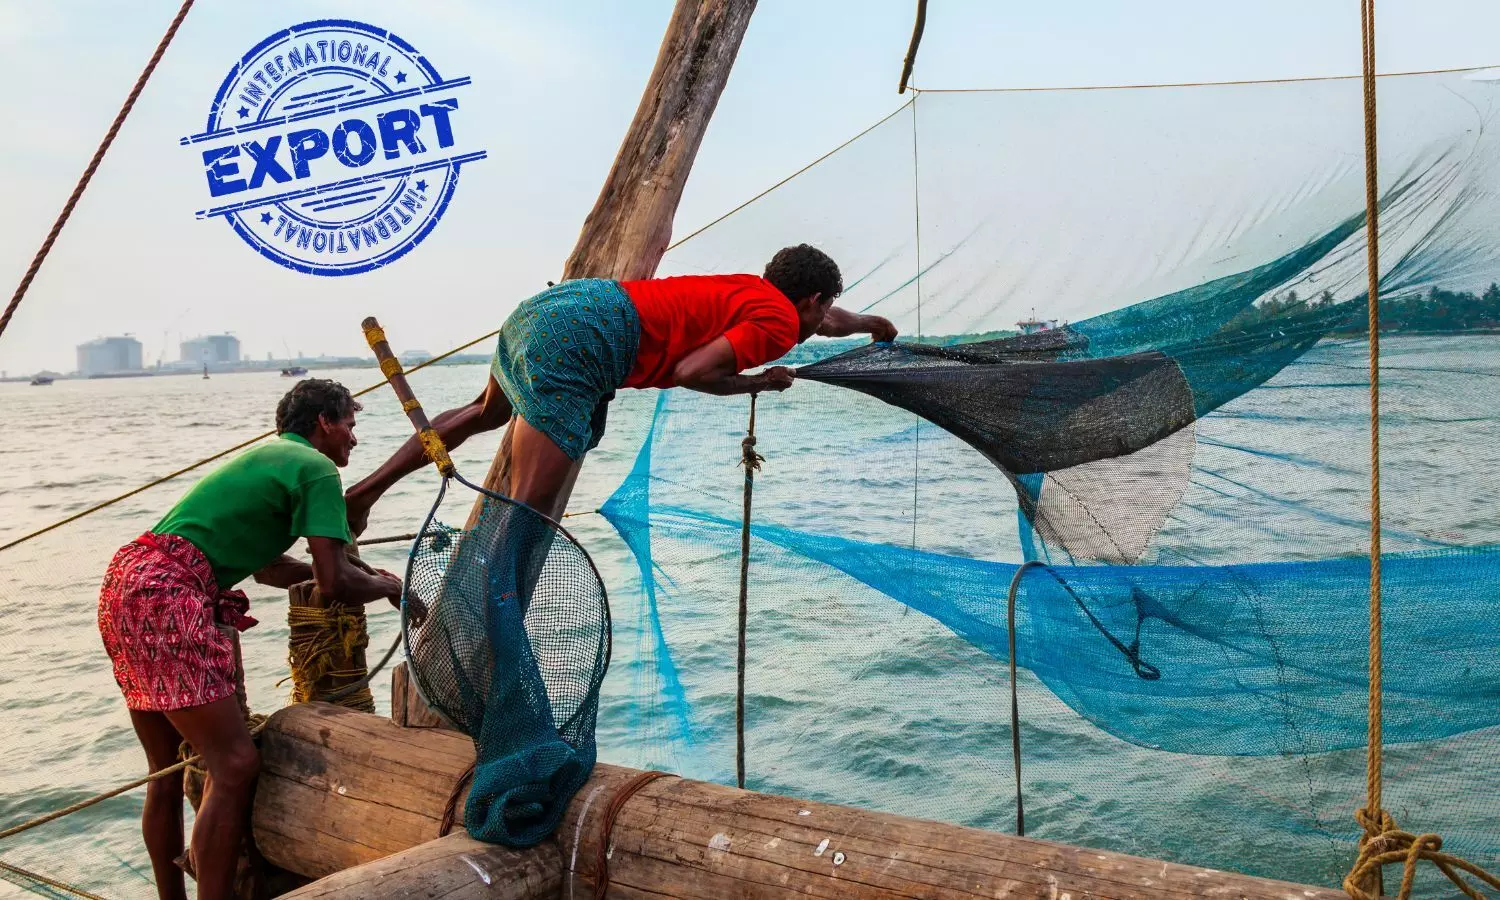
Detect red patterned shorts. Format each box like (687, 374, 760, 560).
(97, 533, 255, 712)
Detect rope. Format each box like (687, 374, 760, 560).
(1346, 810, 1500, 899)
(285, 604, 374, 713)
(355, 532, 419, 546)
(909, 62, 1500, 94)
(593, 771, 675, 900)
(438, 763, 477, 838)
(1343, 3, 1499, 896)
(908, 95, 924, 559)
(897, 0, 928, 94)
(662, 101, 912, 252)
(1357, 0, 1387, 886)
(0, 718, 268, 844)
(0, 0, 196, 343)
(1006, 560, 1041, 837)
(736, 394, 762, 791)
(0, 859, 108, 900)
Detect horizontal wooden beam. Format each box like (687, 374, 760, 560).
(277, 832, 556, 899)
(253, 704, 1344, 899)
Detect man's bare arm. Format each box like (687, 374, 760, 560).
(817, 306, 898, 341)
(307, 537, 403, 607)
(252, 555, 314, 589)
(672, 337, 795, 396)
(344, 376, 511, 536)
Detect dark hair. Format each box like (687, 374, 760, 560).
(764, 244, 842, 302)
(276, 378, 361, 437)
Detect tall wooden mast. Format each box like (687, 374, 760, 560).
(471, 0, 758, 515)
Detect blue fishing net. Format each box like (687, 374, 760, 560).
(402, 477, 610, 847)
(589, 69, 1500, 890)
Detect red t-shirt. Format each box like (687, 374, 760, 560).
(620, 274, 801, 389)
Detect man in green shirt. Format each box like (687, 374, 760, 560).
(98, 379, 401, 900)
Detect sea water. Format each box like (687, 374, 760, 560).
(0, 338, 1495, 896)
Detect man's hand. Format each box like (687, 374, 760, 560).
(763, 366, 795, 391)
(376, 568, 412, 617)
(309, 537, 407, 607)
(817, 306, 899, 342)
(865, 315, 898, 343)
(375, 569, 403, 603)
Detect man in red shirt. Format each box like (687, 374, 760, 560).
(347, 244, 895, 525)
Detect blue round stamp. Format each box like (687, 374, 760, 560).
(184, 20, 485, 276)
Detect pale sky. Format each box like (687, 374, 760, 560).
(2, 1, 1499, 375)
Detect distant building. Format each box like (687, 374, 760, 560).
(180, 334, 240, 365)
(77, 336, 143, 376)
(399, 349, 432, 365)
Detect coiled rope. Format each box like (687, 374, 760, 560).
(1343, 3, 1500, 897)
(285, 604, 375, 713)
(0, 0, 196, 343)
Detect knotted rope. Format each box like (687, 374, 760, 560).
(1345, 3, 1499, 896)
(285, 603, 375, 712)
(1346, 809, 1500, 899)
(736, 394, 762, 790)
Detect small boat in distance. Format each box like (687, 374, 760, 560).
(29, 375, 54, 386)
(281, 366, 308, 377)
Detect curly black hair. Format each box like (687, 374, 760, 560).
(763, 244, 843, 302)
(275, 378, 362, 437)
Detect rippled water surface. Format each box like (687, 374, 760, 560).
(0, 343, 1495, 897)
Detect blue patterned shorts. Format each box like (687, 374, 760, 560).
(490, 279, 641, 460)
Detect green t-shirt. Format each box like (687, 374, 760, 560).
(154, 433, 352, 588)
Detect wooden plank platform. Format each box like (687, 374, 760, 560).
(252, 704, 1345, 899)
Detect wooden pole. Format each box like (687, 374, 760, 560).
(469, 0, 757, 517)
(252, 704, 1347, 899)
(276, 833, 556, 900)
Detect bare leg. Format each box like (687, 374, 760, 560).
(129, 710, 189, 900)
(346, 375, 512, 532)
(508, 415, 584, 522)
(163, 696, 259, 900)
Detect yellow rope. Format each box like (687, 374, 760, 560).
(418, 427, 456, 475)
(1360, 0, 1385, 851)
(1344, 3, 1499, 897)
(285, 604, 374, 712)
(361, 322, 388, 347)
(1347, 810, 1500, 899)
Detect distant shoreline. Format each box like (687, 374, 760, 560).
(1, 355, 493, 384)
(8, 327, 1495, 385)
